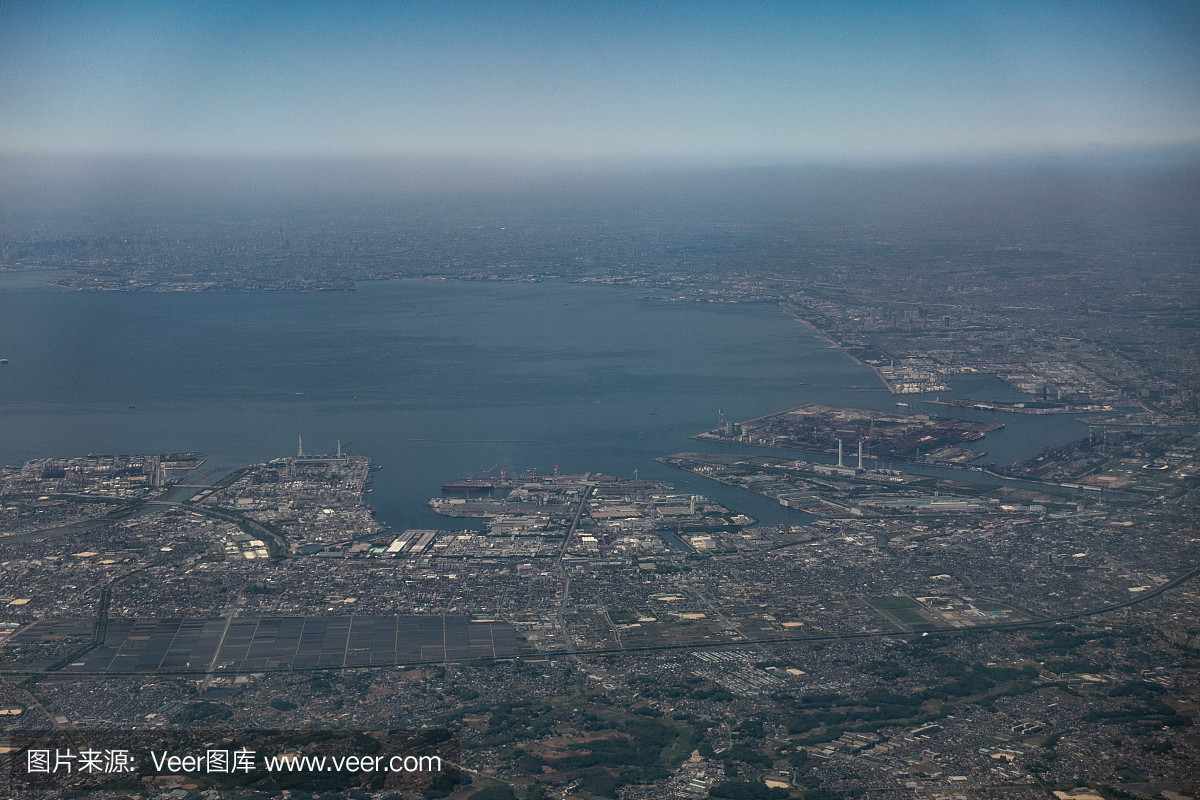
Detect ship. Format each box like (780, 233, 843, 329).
(440, 479, 498, 494)
(441, 465, 515, 494)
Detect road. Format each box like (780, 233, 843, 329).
(552, 485, 593, 656)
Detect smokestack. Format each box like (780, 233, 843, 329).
(837, 438, 844, 468)
(858, 440, 863, 471)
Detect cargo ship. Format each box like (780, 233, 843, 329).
(440, 479, 498, 494)
(441, 466, 513, 494)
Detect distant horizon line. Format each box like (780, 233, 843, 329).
(2, 141, 1200, 171)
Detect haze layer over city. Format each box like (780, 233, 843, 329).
(1, 3, 1199, 800)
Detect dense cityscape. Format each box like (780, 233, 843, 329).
(3, 2, 1199, 798)
(2, 195, 1198, 799)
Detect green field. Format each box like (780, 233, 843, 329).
(868, 595, 929, 625)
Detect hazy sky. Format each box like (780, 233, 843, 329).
(1, 1, 1198, 163)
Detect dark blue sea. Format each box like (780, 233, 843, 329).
(0, 276, 1091, 529)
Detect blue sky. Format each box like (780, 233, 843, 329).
(1, 1, 1197, 163)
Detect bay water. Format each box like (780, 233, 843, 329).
(0, 277, 1090, 529)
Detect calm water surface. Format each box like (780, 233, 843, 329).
(0, 278, 1090, 529)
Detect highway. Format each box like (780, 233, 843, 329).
(552, 485, 593, 656)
